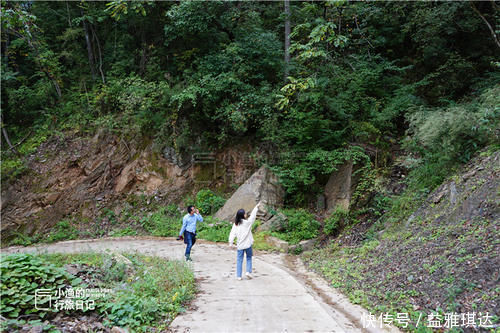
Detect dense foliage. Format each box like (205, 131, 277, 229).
(1, 1, 499, 202)
(195, 189, 226, 215)
(270, 208, 321, 244)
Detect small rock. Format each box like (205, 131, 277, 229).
(112, 253, 133, 266)
(266, 236, 289, 252)
(462, 170, 476, 181)
(111, 326, 129, 333)
(93, 322, 106, 330)
(64, 264, 81, 276)
(28, 326, 43, 333)
(298, 238, 317, 252)
(449, 181, 458, 206)
(258, 212, 288, 232)
(432, 187, 448, 204)
(405, 214, 416, 228)
(44, 192, 61, 205)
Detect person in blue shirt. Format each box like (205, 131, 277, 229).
(177, 205, 203, 261)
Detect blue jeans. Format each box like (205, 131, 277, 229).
(236, 247, 253, 278)
(184, 231, 196, 258)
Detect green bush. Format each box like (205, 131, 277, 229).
(5, 232, 39, 247)
(166, 203, 180, 216)
(0, 254, 83, 319)
(405, 85, 500, 182)
(141, 208, 182, 237)
(91, 76, 172, 137)
(1, 125, 50, 183)
(0, 156, 27, 183)
(272, 209, 320, 244)
(110, 227, 137, 237)
(46, 220, 79, 243)
(324, 207, 349, 236)
(195, 189, 226, 215)
(270, 147, 371, 205)
(196, 217, 232, 242)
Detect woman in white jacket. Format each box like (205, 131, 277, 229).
(229, 202, 261, 280)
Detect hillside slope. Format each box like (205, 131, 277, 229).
(303, 150, 499, 331)
(0, 132, 254, 246)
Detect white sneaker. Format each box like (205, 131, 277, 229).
(237, 277, 242, 281)
(245, 272, 253, 279)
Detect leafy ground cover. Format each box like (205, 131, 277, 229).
(1, 252, 196, 332)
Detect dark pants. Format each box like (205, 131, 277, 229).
(184, 231, 196, 258)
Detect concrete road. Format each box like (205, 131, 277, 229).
(3, 237, 400, 333)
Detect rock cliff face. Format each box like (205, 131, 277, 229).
(214, 166, 284, 223)
(0, 132, 256, 243)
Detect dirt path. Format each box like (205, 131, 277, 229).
(3, 237, 401, 333)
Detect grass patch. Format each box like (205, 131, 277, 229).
(46, 220, 79, 243)
(253, 231, 280, 251)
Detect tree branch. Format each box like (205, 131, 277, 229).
(470, 2, 500, 49)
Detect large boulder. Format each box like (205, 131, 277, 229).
(214, 166, 284, 222)
(324, 160, 358, 213)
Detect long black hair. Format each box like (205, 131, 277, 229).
(235, 209, 245, 225)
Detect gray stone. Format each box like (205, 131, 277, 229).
(214, 166, 284, 222)
(258, 212, 288, 232)
(298, 238, 317, 252)
(28, 326, 43, 333)
(63, 264, 80, 276)
(449, 181, 457, 206)
(405, 214, 416, 228)
(112, 252, 132, 265)
(324, 160, 358, 213)
(432, 185, 448, 204)
(462, 169, 476, 181)
(266, 236, 289, 252)
(289, 239, 317, 254)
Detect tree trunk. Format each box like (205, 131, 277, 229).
(5, 29, 10, 65)
(1, 114, 17, 154)
(470, 2, 500, 49)
(139, 29, 147, 77)
(81, 10, 96, 81)
(66, 1, 72, 27)
(284, 0, 291, 81)
(90, 24, 105, 83)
